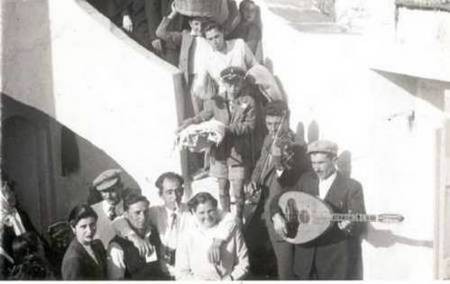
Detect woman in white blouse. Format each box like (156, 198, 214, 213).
(175, 192, 249, 281)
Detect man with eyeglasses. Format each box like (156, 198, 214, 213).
(112, 172, 237, 279)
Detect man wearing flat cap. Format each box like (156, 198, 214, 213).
(270, 140, 366, 280)
(91, 169, 126, 247)
(178, 66, 259, 221)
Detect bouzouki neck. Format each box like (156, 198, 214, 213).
(331, 213, 404, 223)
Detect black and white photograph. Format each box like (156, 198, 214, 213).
(1, 0, 450, 280)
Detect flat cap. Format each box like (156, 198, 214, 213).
(307, 140, 338, 156)
(92, 169, 122, 191)
(220, 66, 246, 83)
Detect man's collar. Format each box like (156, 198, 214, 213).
(319, 170, 337, 183)
(214, 41, 229, 54)
(165, 203, 180, 215)
(102, 199, 124, 214)
(125, 219, 151, 239)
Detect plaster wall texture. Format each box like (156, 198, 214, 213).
(259, 1, 448, 279)
(1, 0, 181, 205)
(1, 0, 449, 279)
(366, 2, 450, 82)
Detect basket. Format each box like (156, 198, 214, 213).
(174, 0, 229, 23)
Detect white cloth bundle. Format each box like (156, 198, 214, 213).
(176, 120, 226, 153)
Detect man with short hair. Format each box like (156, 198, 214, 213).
(113, 172, 237, 279)
(245, 100, 308, 279)
(193, 22, 257, 100)
(179, 66, 258, 221)
(90, 169, 126, 248)
(156, 6, 211, 114)
(270, 140, 366, 280)
(107, 194, 166, 280)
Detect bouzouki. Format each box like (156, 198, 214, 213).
(278, 191, 404, 244)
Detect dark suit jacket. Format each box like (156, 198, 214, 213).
(249, 132, 308, 228)
(270, 171, 366, 280)
(61, 239, 106, 280)
(155, 16, 193, 83)
(193, 90, 257, 167)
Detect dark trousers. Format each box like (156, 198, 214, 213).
(245, 203, 295, 280)
(266, 218, 295, 280)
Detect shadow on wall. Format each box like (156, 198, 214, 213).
(365, 223, 433, 248)
(294, 120, 319, 146)
(337, 149, 432, 249)
(1, 94, 140, 233)
(295, 120, 432, 249)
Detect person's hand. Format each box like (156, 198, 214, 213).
(168, 2, 178, 19)
(2, 214, 13, 227)
(129, 233, 153, 257)
(271, 143, 282, 156)
(109, 243, 126, 269)
(245, 181, 258, 197)
(272, 213, 287, 237)
(199, 272, 221, 281)
(207, 238, 224, 264)
(122, 15, 133, 32)
(221, 275, 233, 281)
(176, 118, 194, 133)
(151, 39, 163, 54)
(338, 210, 354, 233)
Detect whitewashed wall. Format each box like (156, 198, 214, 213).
(0, 0, 181, 205)
(258, 0, 448, 279)
(1, 0, 448, 279)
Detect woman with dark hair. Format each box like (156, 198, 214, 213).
(175, 192, 249, 280)
(61, 204, 106, 280)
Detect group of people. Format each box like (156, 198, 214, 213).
(63, 170, 248, 280)
(0, 0, 368, 281)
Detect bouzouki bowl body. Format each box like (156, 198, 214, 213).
(279, 191, 333, 244)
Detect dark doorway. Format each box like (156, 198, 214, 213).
(2, 116, 53, 232)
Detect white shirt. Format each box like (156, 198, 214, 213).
(164, 206, 181, 250)
(193, 39, 257, 97)
(175, 220, 248, 281)
(112, 204, 236, 278)
(318, 171, 337, 199)
(102, 199, 124, 218)
(188, 37, 211, 76)
(91, 200, 124, 247)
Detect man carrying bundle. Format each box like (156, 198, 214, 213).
(178, 66, 258, 221)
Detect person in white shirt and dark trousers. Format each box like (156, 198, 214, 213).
(176, 192, 249, 280)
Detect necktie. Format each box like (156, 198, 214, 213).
(170, 212, 177, 229)
(108, 206, 117, 220)
(164, 212, 178, 265)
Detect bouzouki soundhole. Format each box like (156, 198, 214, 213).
(278, 191, 404, 244)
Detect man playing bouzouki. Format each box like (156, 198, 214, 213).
(270, 140, 366, 280)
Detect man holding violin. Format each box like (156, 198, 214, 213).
(244, 100, 309, 279)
